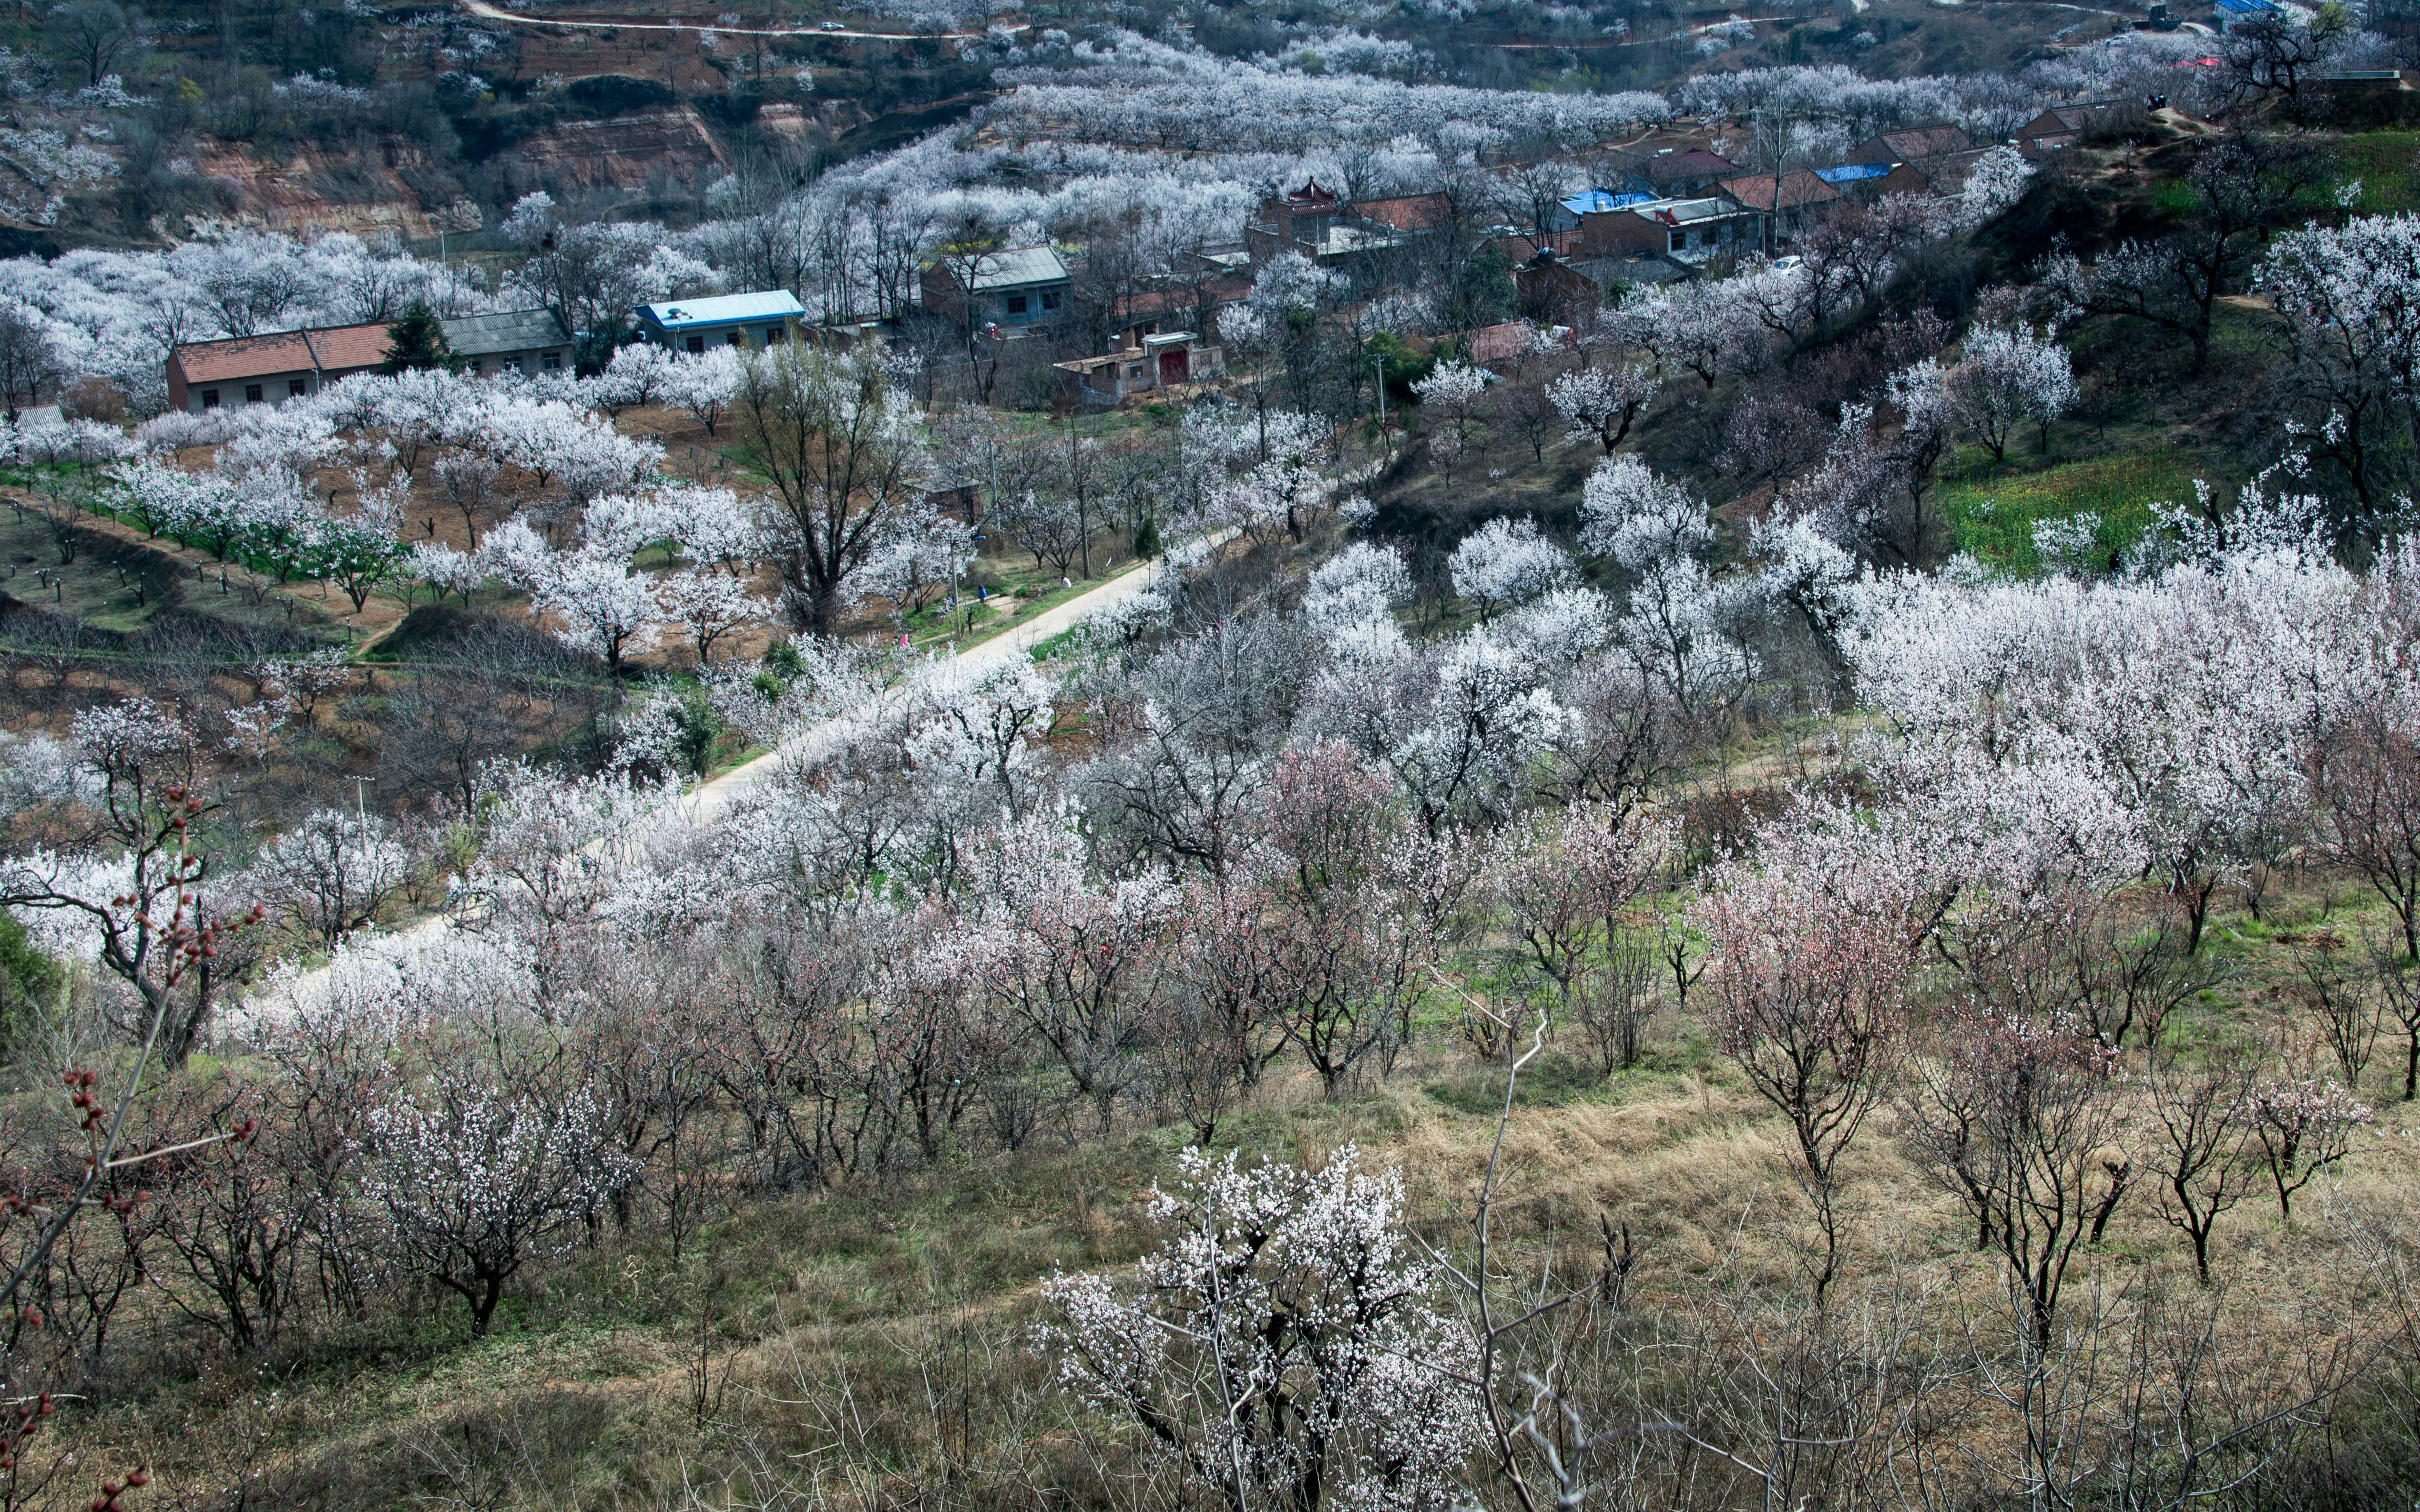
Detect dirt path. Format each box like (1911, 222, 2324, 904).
(457, 0, 1022, 43)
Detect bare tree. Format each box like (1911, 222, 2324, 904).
(1899, 1004, 2132, 1350)
(1695, 846, 1918, 1307)
(0, 309, 64, 424)
(2144, 1045, 2258, 1285)
(731, 343, 928, 634)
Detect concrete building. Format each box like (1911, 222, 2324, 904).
(442, 308, 574, 377)
(631, 290, 806, 353)
(1578, 195, 1765, 263)
(1054, 333, 1225, 406)
(164, 324, 391, 415)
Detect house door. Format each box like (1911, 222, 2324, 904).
(1157, 348, 1189, 385)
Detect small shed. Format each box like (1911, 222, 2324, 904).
(1055, 334, 1225, 406)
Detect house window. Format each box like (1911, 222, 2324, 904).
(469, 358, 484, 375)
(1669, 231, 1685, 252)
(1129, 365, 1145, 378)
(686, 335, 705, 354)
(201, 389, 219, 409)
(764, 326, 786, 345)
(505, 355, 523, 373)
(1006, 295, 1029, 315)
(728, 331, 745, 347)
(1041, 290, 1062, 312)
(288, 378, 308, 397)
(245, 384, 264, 404)
(542, 351, 562, 370)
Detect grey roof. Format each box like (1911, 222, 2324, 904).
(965, 245, 1070, 291)
(441, 308, 571, 357)
(634, 290, 807, 328)
(1638, 196, 1754, 225)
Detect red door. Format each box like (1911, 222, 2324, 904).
(1157, 348, 1189, 385)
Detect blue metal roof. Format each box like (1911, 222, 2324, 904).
(1814, 162, 1892, 183)
(1561, 189, 1656, 216)
(2213, 0, 2278, 14)
(633, 290, 806, 329)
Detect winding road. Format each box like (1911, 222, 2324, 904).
(456, 0, 1024, 44)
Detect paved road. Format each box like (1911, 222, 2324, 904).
(681, 551, 1182, 823)
(458, 0, 1021, 42)
(231, 547, 1193, 1033)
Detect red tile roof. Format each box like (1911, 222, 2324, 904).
(306, 324, 395, 373)
(1354, 193, 1452, 232)
(170, 332, 316, 384)
(1879, 126, 1973, 160)
(1720, 170, 1840, 212)
(1112, 275, 1250, 321)
(169, 323, 395, 384)
(1465, 320, 1537, 366)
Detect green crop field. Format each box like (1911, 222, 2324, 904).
(1939, 450, 2216, 575)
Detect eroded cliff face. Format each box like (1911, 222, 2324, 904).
(188, 140, 484, 240)
(496, 103, 728, 193)
(182, 100, 750, 238)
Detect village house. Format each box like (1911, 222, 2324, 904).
(441, 308, 575, 378)
(1544, 188, 1655, 239)
(1244, 180, 1438, 266)
(1619, 148, 1741, 200)
(1718, 171, 1840, 248)
(164, 324, 392, 415)
(1054, 333, 1225, 406)
(2017, 101, 2145, 153)
(1884, 148, 2002, 201)
(1844, 125, 1974, 168)
(1107, 273, 1251, 352)
(631, 290, 806, 352)
(1244, 179, 1342, 261)
(1576, 194, 1765, 264)
(1352, 193, 1453, 236)
(1515, 250, 1602, 325)
(919, 246, 1072, 334)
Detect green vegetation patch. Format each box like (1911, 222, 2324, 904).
(1940, 450, 2211, 575)
(2336, 131, 2420, 215)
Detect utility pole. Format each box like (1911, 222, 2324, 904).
(349, 773, 376, 933)
(1066, 414, 1092, 579)
(1372, 352, 1389, 451)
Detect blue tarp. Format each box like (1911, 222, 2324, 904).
(1814, 162, 1892, 183)
(1560, 189, 1657, 216)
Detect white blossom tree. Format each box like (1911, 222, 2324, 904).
(1041, 1145, 1481, 1512)
(1547, 358, 1661, 454)
(363, 1054, 636, 1336)
(1450, 516, 1577, 623)
(1946, 324, 2075, 462)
